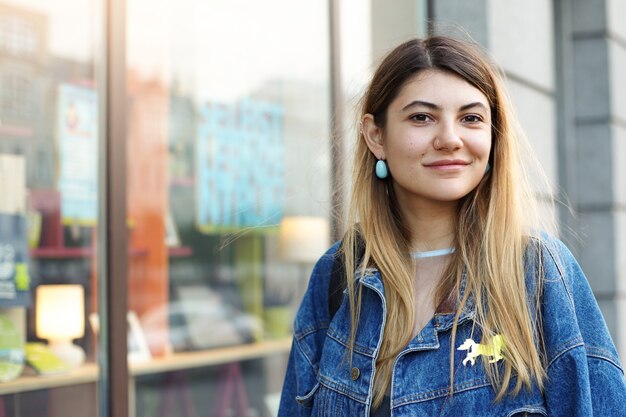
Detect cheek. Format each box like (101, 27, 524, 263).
(405, 141, 423, 154)
(401, 136, 429, 153)
(387, 139, 422, 158)
(470, 136, 492, 159)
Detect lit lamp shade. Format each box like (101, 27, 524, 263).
(278, 216, 330, 263)
(36, 284, 85, 368)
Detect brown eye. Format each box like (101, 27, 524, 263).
(410, 113, 432, 123)
(462, 114, 482, 123)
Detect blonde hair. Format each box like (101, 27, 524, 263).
(342, 36, 555, 409)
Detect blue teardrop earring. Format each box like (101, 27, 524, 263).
(484, 162, 491, 175)
(375, 159, 388, 179)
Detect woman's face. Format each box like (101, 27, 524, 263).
(363, 69, 492, 209)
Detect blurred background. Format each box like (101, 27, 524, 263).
(0, 0, 624, 416)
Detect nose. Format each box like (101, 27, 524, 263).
(434, 120, 463, 151)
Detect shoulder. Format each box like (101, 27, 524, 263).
(292, 241, 342, 337)
(523, 232, 576, 305)
(526, 232, 623, 373)
(526, 231, 575, 272)
(289, 241, 343, 374)
(525, 231, 589, 318)
(310, 240, 343, 278)
(525, 232, 585, 302)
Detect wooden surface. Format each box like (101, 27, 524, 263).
(132, 337, 291, 376)
(0, 338, 291, 396)
(0, 363, 99, 395)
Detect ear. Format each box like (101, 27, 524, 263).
(361, 113, 384, 159)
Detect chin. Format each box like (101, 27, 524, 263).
(431, 189, 475, 202)
(435, 183, 482, 201)
(434, 195, 469, 203)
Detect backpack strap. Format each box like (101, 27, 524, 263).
(328, 251, 346, 319)
(327, 231, 365, 319)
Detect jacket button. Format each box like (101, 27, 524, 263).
(350, 367, 360, 381)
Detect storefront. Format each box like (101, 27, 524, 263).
(6, 1, 623, 416)
(0, 0, 429, 416)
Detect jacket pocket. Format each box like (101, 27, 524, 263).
(506, 406, 548, 417)
(295, 382, 320, 408)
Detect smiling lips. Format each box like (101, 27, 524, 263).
(423, 159, 470, 171)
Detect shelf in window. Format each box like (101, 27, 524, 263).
(0, 338, 292, 395)
(0, 363, 99, 395)
(30, 247, 150, 259)
(30, 247, 93, 258)
(131, 337, 292, 376)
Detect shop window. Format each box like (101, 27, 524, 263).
(0, 1, 100, 416)
(126, 0, 332, 415)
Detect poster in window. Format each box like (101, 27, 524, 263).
(0, 154, 30, 307)
(196, 99, 284, 233)
(57, 84, 98, 225)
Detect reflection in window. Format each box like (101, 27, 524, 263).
(1, 70, 36, 120)
(0, 14, 39, 56)
(128, 1, 332, 415)
(0, 1, 100, 416)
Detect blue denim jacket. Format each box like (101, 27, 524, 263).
(278, 235, 626, 416)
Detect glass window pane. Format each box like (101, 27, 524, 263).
(0, 1, 101, 417)
(127, 0, 331, 416)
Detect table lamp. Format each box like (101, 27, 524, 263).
(36, 284, 85, 368)
(277, 216, 330, 264)
(278, 216, 330, 300)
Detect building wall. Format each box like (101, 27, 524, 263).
(488, 0, 557, 211)
(370, 0, 428, 60)
(564, 0, 626, 359)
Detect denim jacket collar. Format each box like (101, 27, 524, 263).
(356, 268, 476, 335)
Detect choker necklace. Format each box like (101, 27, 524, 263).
(410, 247, 455, 259)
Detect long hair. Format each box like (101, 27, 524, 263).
(342, 36, 554, 409)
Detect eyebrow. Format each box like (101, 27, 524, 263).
(401, 100, 489, 113)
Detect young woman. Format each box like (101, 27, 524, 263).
(278, 36, 626, 416)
